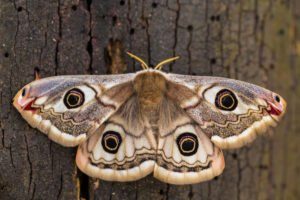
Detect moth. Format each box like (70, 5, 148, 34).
(13, 53, 286, 185)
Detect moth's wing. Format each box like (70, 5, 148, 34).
(154, 98, 225, 185)
(165, 74, 286, 149)
(13, 74, 135, 147)
(76, 95, 157, 182)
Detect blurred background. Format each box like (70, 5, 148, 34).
(0, 0, 299, 200)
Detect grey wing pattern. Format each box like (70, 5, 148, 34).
(13, 70, 286, 184)
(13, 74, 135, 147)
(166, 74, 286, 149)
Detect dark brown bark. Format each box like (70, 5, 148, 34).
(0, 0, 299, 200)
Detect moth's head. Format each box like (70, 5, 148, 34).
(13, 76, 101, 146)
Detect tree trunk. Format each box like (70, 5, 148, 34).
(0, 0, 299, 200)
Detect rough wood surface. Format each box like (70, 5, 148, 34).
(0, 0, 299, 200)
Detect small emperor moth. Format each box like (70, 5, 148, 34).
(13, 53, 286, 185)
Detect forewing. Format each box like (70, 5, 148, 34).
(13, 74, 135, 146)
(166, 74, 286, 149)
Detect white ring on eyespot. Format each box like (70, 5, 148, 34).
(92, 123, 125, 161)
(174, 124, 196, 136)
(172, 124, 208, 164)
(103, 123, 125, 136)
(203, 86, 259, 115)
(46, 85, 96, 112)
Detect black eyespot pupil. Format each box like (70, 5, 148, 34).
(68, 94, 79, 105)
(215, 89, 238, 111)
(221, 94, 234, 108)
(176, 133, 198, 156)
(181, 139, 195, 152)
(106, 137, 117, 149)
(63, 88, 84, 109)
(102, 131, 122, 154)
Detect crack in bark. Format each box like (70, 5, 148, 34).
(0, 124, 4, 148)
(236, 152, 242, 200)
(126, 0, 134, 71)
(10, 0, 20, 105)
(234, 0, 243, 80)
(78, 170, 90, 200)
(39, 29, 48, 67)
(279, 103, 289, 199)
(9, 145, 16, 169)
(134, 182, 138, 200)
(218, 14, 227, 76)
(188, 185, 193, 200)
(49, 141, 55, 177)
(141, 0, 151, 65)
(55, 0, 62, 75)
(25, 0, 32, 37)
(207, 180, 212, 199)
(30, 183, 36, 200)
(109, 182, 114, 200)
(204, 0, 213, 75)
(57, 173, 63, 200)
(187, 28, 193, 75)
(165, 184, 170, 200)
(170, 0, 180, 72)
(253, 0, 259, 40)
(86, 0, 94, 74)
(258, 0, 273, 86)
(268, 139, 276, 200)
(12, 0, 20, 60)
(39, 7, 50, 68)
(24, 134, 33, 198)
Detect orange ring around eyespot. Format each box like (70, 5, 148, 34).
(67, 93, 82, 106)
(104, 134, 119, 151)
(179, 136, 196, 154)
(64, 88, 85, 109)
(176, 133, 198, 156)
(219, 93, 235, 109)
(101, 131, 122, 154)
(215, 89, 238, 111)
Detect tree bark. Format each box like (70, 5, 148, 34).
(0, 0, 299, 200)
